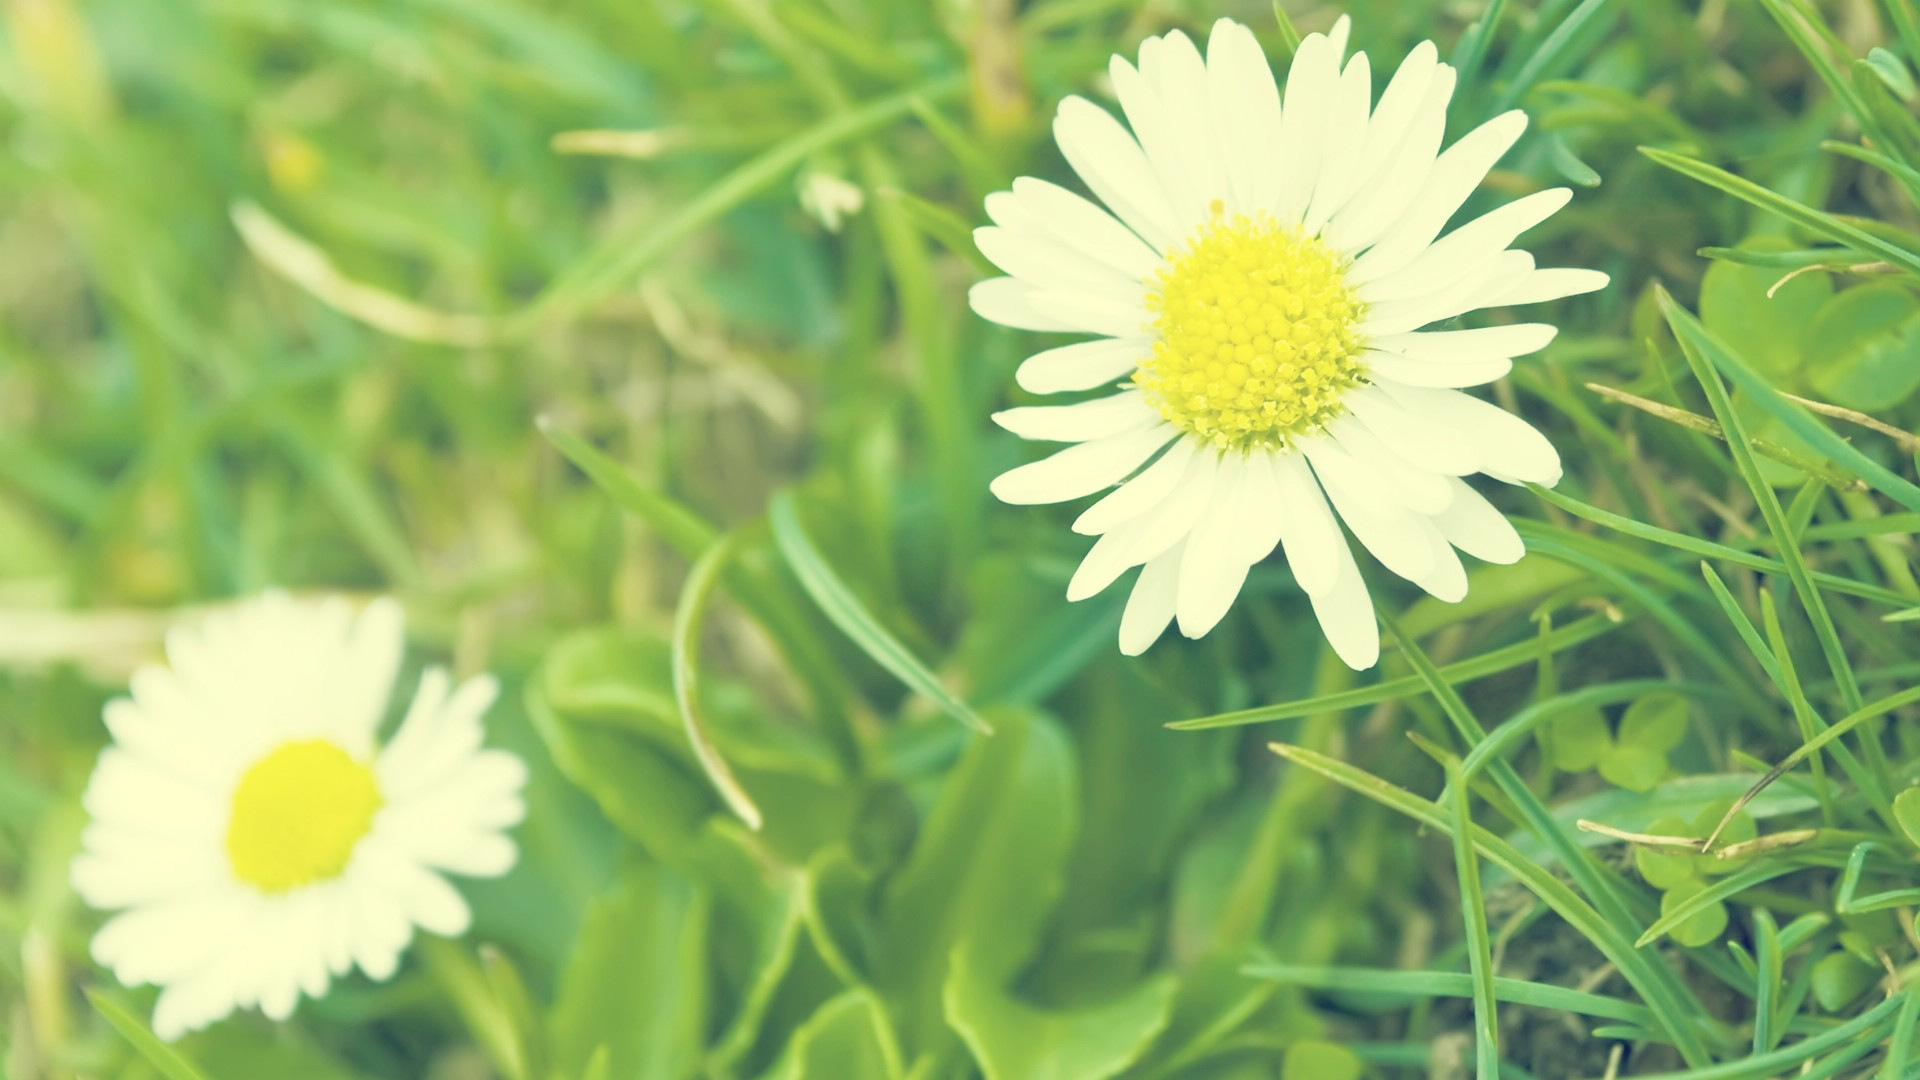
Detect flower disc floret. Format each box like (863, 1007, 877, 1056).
(1135, 206, 1366, 450)
(227, 739, 382, 892)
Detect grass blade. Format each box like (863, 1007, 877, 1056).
(1241, 964, 1655, 1027)
(1448, 765, 1501, 1079)
(87, 991, 214, 1080)
(770, 490, 989, 734)
(672, 530, 765, 831)
(538, 416, 719, 560)
(1167, 613, 1620, 729)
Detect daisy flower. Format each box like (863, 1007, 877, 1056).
(972, 16, 1606, 668)
(71, 592, 527, 1040)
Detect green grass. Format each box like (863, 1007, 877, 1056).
(6, 0, 1920, 1078)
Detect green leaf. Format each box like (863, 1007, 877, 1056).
(1547, 706, 1613, 771)
(1619, 692, 1689, 754)
(548, 861, 710, 1080)
(1660, 879, 1730, 947)
(944, 948, 1178, 1080)
(87, 992, 215, 1080)
(1893, 788, 1920, 849)
(1598, 744, 1667, 792)
(1447, 766, 1501, 1080)
(1641, 147, 1920, 279)
(1281, 1041, 1363, 1080)
(1812, 951, 1880, 1011)
(1803, 282, 1920, 410)
(769, 490, 989, 734)
(1635, 818, 1700, 889)
(1700, 236, 1833, 380)
(762, 991, 905, 1080)
(877, 708, 1077, 1049)
(538, 418, 718, 561)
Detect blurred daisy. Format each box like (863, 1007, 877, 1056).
(972, 17, 1604, 668)
(72, 592, 526, 1040)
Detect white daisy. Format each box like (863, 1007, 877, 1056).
(972, 16, 1606, 668)
(71, 592, 527, 1040)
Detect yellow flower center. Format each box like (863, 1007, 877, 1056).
(226, 739, 382, 893)
(1135, 205, 1367, 450)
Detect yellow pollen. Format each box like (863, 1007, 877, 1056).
(1135, 204, 1367, 450)
(227, 739, 382, 893)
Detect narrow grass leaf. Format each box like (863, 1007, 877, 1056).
(87, 992, 214, 1080)
(672, 531, 765, 831)
(770, 491, 990, 734)
(1241, 965, 1655, 1027)
(1447, 767, 1501, 1079)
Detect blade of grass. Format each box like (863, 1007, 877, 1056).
(1488, 0, 1618, 114)
(87, 991, 214, 1080)
(1448, 765, 1501, 1079)
(672, 530, 765, 831)
(1241, 964, 1655, 1027)
(1529, 485, 1911, 607)
(1698, 563, 1786, 690)
(1380, 608, 1714, 1064)
(1167, 613, 1620, 729)
(538, 416, 718, 560)
(1641, 147, 1920, 279)
(1660, 289, 1892, 805)
(1266, 742, 1717, 1065)
(769, 490, 990, 734)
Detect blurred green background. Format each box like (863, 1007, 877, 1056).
(8, 0, 1920, 1077)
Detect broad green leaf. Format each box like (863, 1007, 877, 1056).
(944, 948, 1178, 1080)
(549, 861, 710, 1080)
(1619, 692, 1689, 754)
(1812, 951, 1880, 1011)
(1547, 706, 1612, 771)
(761, 991, 905, 1080)
(876, 708, 1077, 1050)
(1281, 1040, 1363, 1080)
(1660, 879, 1730, 947)
(1598, 744, 1667, 792)
(1893, 788, 1920, 849)
(1634, 818, 1700, 889)
(1803, 282, 1920, 410)
(1700, 236, 1832, 380)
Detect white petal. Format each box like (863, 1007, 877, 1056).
(1305, 438, 1437, 583)
(1326, 64, 1456, 253)
(989, 423, 1176, 504)
(1361, 249, 1535, 335)
(1068, 512, 1159, 601)
(1074, 436, 1197, 535)
(1376, 381, 1562, 485)
(1308, 545, 1380, 670)
(1371, 323, 1558, 359)
(1409, 516, 1469, 602)
(1435, 478, 1526, 563)
(1004, 177, 1166, 276)
(1016, 336, 1149, 394)
(1054, 96, 1181, 249)
(992, 391, 1156, 442)
(1363, 351, 1513, 388)
(1233, 451, 1288, 564)
(1270, 453, 1345, 596)
(1302, 53, 1373, 233)
(1491, 267, 1610, 306)
(1110, 52, 1207, 230)
(1328, 416, 1453, 514)
(1119, 446, 1221, 565)
(1272, 32, 1340, 221)
(1349, 41, 1438, 206)
(1356, 187, 1572, 296)
(1177, 458, 1254, 637)
(1348, 110, 1528, 280)
(1342, 386, 1480, 475)
(1119, 542, 1184, 655)
(1207, 19, 1282, 213)
(970, 277, 1077, 331)
(1326, 14, 1353, 60)
(1159, 31, 1232, 213)
(975, 225, 1143, 296)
